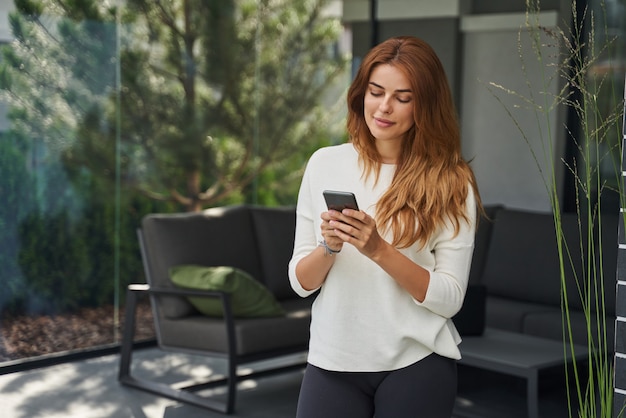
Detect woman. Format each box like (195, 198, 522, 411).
(288, 36, 482, 418)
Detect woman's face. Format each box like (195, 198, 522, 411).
(363, 64, 415, 146)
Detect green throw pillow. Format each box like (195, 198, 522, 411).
(169, 265, 286, 318)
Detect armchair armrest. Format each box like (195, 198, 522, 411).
(126, 283, 236, 318)
(119, 283, 237, 380)
(128, 282, 229, 298)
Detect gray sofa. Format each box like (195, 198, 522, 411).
(469, 205, 618, 350)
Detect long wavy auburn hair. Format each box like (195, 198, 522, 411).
(347, 36, 482, 249)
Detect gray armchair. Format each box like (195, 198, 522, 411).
(118, 205, 313, 414)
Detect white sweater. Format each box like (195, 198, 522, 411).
(288, 143, 477, 372)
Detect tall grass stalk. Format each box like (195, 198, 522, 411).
(487, 1, 624, 416)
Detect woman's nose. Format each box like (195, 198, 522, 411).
(379, 96, 392, 113)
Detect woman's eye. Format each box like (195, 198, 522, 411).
(397, 97, 411, 103)
(370, 91, 383, 97)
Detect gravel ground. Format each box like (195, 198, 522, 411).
(0, 302, 155, 362)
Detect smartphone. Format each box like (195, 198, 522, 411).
(323, 190, 360, 211)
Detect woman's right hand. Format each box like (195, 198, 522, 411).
(320, 210, 344, 252)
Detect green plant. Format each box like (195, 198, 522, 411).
(487, 1, 625, 416)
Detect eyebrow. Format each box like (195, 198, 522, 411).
(369, 81, 412, 93)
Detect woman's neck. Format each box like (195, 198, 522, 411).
(375, 140, 401, 164)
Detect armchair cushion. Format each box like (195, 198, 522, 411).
(250, 206, 297, 301)
(170, 265, 286, 318)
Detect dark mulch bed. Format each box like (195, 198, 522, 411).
(0, 302, 155, 362)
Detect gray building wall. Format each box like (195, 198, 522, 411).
(344, 0, 565, 212)
(459, 12, 563, 212)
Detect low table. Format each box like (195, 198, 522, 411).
(458, 328, 589, 418)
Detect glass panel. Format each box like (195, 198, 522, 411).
(0, 0, 349, 364)
(0, 5, 131, 362)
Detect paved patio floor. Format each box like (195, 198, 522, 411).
(0, 347, 577, 418)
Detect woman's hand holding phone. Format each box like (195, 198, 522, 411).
(321, 190, 386, 259)
(319, 191, 358, 253)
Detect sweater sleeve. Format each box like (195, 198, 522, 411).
(414, 188, 478, 318)
(288, 158, 321, 298)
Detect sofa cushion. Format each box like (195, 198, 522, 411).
(170, 265, 285, 318)
(523, 309, 615, 350)
(250, 206, 297, 301)
(551, 210, 617, 315)
(141, 205, 264, 319)
(485, 296, 558, 334)
(156, 298, 313, 355)
(481, 209, 577, 306)
(468, 205, 502, 285)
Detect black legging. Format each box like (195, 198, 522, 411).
(296, 353, 457, 418)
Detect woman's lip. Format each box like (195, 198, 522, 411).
(374, 117, 394, 127)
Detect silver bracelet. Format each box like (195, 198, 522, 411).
(318, 239, 341, 256)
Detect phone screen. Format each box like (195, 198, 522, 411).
(323, 190, 359, 211)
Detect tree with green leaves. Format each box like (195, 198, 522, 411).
(0, 0, 349, 212)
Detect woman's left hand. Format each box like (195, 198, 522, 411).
(327, 209, 388, 259)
